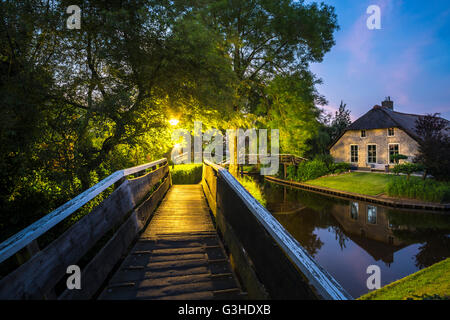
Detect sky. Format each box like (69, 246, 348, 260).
(308, 0, 450, 121)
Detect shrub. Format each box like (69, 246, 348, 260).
(283, 157, 350, 182)
(392, 163, 424, 179)
(391, 153, 408, 163)
(286, 165, 297, 180)
(314, 154, 335, 169)
(387, 177, 450, 203)
(171, 164, 202, 184)
(331, 162, 351, 174)
(297, 159, 330, 182)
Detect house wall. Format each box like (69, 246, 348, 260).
(330, 128, 419, 168)
(330, 202, 404, 246)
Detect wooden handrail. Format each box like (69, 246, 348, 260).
(0, 158, 167, 264)
(203, 159, 352, 300)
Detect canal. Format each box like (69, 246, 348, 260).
(256, 177, 450, 298)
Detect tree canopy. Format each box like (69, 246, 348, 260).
(0, 0, 339, 239)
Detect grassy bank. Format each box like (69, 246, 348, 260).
(170, 164, 202, 184)
(387, 176, 450, 203)
(359, 258, 450, 300)
(237, 175, 266, 207)
(303, 172, 449, 202)
(304, 172, 392, 196)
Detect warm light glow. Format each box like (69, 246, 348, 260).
(174, 143, 181, 149)
(169, 118, 179, 126)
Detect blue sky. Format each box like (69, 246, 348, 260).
(309, 0, 450, 120)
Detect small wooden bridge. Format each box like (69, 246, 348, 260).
(0, 158, 351, 300)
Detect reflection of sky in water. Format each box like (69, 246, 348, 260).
(312, 227, 422, 297)
(262, 180, 450, 298)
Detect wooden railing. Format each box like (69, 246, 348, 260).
(0, 158, 171, 299)
(278, 154, 308, 165)
(226, 153, 308, 165)
(201, 160, 352, 300)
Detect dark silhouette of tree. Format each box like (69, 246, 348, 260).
(414, 113, 450, 181)
(330, 101, 352, 141)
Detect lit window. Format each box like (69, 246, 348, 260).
(350, 202, 359, 220)
(389, 144, 399, 164)
(367, 206, 377, 224)
(350, 145, 359, 163)
(367, 145, 377, 163)
(388, 128, 395, 136)
(361, 130, 366, 138)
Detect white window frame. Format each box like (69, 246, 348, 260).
(367, 144, 377, 164)
(387, 127, 395, 137)
(350, 144, 359, 163)
(388, 143, 400, 164)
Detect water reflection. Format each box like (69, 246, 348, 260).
(260, 179, 450, 297)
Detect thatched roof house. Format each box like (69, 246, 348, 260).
(329, 98, 448, 169)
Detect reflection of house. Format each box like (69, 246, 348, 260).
(330, 97, 449, 169)
(331, 201, 408, 264)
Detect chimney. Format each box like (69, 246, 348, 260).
(381, 96, 394, 110)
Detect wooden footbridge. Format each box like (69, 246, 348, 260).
(0, 158, 352, 300)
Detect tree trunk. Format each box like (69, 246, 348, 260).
(422, 170, 427, 180)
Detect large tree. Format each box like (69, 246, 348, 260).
(0, 0, 237, 238)
(192, 0, 339, 173)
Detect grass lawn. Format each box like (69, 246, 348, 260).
(304, 172, 394, 196)
(359, 258, 450, 300)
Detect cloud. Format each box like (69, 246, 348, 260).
(340, 0, 393, 75)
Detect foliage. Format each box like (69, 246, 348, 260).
(237, 176, 266, 207)
(306, 101, 353, 157)
(285, 156, 349, 182)
(295, 159, 330, 182)
(391, 153, 408, 163)
(329, 101, 352, 141)
(194, 0, 340, 159)
(387, 177, 450, 203)
(391, 163, 424, 179)
(0, 0, 339, 239)
(286, 165, 298, 181)
(330, 162, 352, 174)
(170, 164, 202, 185)
(259, 72, 323, 155)
(414, 113, 450, 181)
(306, 123, 333, 157)
(0, 0, 237, 237)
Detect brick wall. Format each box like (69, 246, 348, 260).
(330, 128, 419, 168)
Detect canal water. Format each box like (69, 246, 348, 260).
(258, 178, 450, 298)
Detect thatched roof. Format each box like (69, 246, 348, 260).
(329, 105, 449, 148)
(347, 106, 422, 138)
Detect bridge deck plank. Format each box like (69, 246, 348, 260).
(99, 185, 243, 300)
